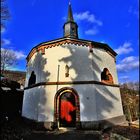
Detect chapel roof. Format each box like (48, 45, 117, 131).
(26, 2, 117, 61)
(26, 37, 117, 62)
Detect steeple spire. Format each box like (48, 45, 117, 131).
(63, 2, 78, 38)
(67, 1, 74, 22)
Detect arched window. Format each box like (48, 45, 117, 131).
(28, 71, 36, 86)
(101, 68, 114, 84)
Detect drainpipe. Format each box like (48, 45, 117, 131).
(56, 65, 60, 92)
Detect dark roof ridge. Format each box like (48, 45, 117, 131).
(27, 37, 117, 60)
(33, 37, 107, 48)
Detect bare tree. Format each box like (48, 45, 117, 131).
(120, 85, 139, 123)
(1, 48, 17, 72)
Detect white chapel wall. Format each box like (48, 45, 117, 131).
(25, 43, 118, 87)
(23, 43, 122, 122)
(22, 84, 123, 122)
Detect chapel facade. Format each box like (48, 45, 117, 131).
(22, 3, 126, 130)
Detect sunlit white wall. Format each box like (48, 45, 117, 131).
(25, 44, 118, 87)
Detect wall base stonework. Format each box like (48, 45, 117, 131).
(22, 115, 127, 130)
(79, 115, 127, 130)
(44, 122, 56, 130)
(22, 117, 56, 130)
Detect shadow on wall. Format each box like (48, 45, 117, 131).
(27, 52, 50, 84)
(59, 44, 102, 81)
(59, 44, 119, 120)
(23, 52, 52, 126)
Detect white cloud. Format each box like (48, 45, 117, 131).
(1, 27, 6, 33)
(14, 51, 26, 59)
(2, 39, 11, 45)
(1, 23, 6, 33)
(118, 76, 130, 84)
(117, 56, 139, 72)
(120, 76, 129, 80)
(115, 42, 133, 55)
(8, 66, 25, 71)
(85, 27, 98, 35)
(128, 6, 139, 18)
(100, 40, 106, 43)
(63, 11, 103, 36)
(121, 56, 136, 63)
(74, 11, 103, 26)
(2, 48, 26, 59)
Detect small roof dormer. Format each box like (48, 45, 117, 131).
(63, 2, 78, 39)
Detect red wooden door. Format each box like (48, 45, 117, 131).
(59, 92, 76, 127)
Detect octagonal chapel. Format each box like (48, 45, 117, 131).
(22, 3, 126, 130)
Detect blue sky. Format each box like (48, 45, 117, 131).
(2, 0, 139, 83)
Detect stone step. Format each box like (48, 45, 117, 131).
(24, 130, 102, 140)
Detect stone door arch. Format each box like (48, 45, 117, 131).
(54, 87, 80, 128)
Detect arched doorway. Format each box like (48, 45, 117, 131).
(54, 87, 80, 128)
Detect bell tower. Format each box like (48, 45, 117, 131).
(63, 2, 78, 38)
